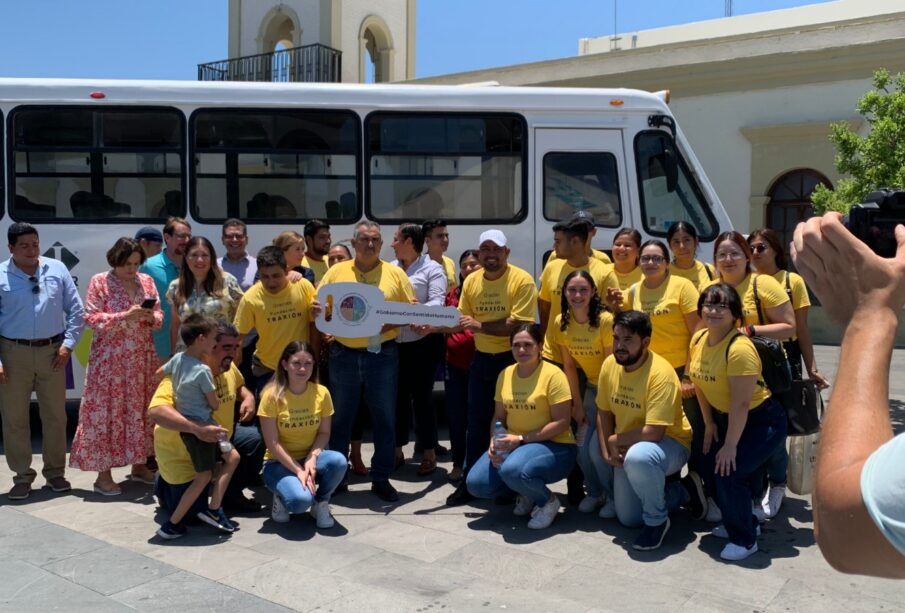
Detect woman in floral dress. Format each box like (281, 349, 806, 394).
(167, 237, 243, 353)
(70, 237, 163, 495)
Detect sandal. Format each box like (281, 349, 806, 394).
(93, 481, 122, 496)
(417, 457, 437, 476)
(129, 467, 157, 485)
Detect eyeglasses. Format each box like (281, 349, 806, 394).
(701, 302, 730, 312)
(749, 243, 769, 254)
(639, 255, 666, 264)
(28, 275, 40, 295)
(716, 251, 746, 262)
(357, 237, 381, 246)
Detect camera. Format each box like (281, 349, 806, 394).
(844, 188, 905, 258)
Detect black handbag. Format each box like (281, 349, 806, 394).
(783, 378, 824, 436)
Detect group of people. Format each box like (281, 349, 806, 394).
(0, 212, 830, 563)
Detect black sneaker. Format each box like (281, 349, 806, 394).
(632, 518, 670, 551)
(371, 480, 399, 502)
(156, 520, 187, 540)
(681, 471, 707, 520)
(197, 507, 237, 532)
(445, 482, 475, 507)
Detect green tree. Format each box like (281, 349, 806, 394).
(811, 69, 905, 214)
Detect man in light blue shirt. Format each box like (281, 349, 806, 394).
(140, 217, 191, 359)
(0, 222, 84, 500)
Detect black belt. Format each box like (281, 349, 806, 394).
(1, 333, 63, 347)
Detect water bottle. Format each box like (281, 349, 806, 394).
(493, 420, 510, 461)
(367, 334, 382, 353)
(218, 433, 233, 454)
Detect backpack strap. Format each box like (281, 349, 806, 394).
(784, 270, 792, 299)
(725, 332, 744, 362)
(752, 275, 766, 326)
(704, 262, 715, 281)
(628, 283, 637, 309)
(691, 328, 709, 348)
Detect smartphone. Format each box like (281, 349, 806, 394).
(140, 298, 157, 309)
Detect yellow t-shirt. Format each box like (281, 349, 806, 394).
(551, 311, 614, 382)
(234, 278, 316, 370)
(596, 352, 692, 448)
(319, 260, 416, 349)
(547, 248, 613, 266)
(301, 255, 329, 285)
(257, 382, 334, 461)
(495, 361, 575, 445)
(614, 267, 643, 291)
(150, 364, 244, 485)
(707, 273, 789, 327)
(771, 270, 809, 341)
(623, 275, 700, 368)
(441, 255, 459, 291)
(459, 264, 538, 354)
(539, 258, 618, 361)
(668, 260, 715, 291)
(687, 330, 772, 413)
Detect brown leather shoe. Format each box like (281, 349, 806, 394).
(417, 457, 437, 476)
(8, 482, 31, 500)
(47, 477, 71, 493)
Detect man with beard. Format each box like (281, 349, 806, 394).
(591, 310, 701, 551)
(446, 229, 538, 506)
(147, 322, 262, 517)
(302, 219, 331, 285)
(140, 217, 191, 360)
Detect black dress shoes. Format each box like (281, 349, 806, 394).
(445, 482, 475, 506)
(371, 480, 399, 502)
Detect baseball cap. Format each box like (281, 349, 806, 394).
(570, 210, 595, 224)
(134, 226, 163, 242)
(478, 229, 507, 247)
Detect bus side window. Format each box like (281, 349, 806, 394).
(542, 151, 622, 226)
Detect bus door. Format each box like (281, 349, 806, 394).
(533, 128, 630, 274)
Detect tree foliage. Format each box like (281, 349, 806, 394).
(811, 69, 905, 213)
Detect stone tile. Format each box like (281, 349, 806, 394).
(145, 541, 276, 581)
(308, 583, 436, 612)
(111, 570, 292, 612)
(434, 540, 573, 586)
(346, 518, 472, 563)
(0, 557, 132, 612)
(220, 559, 365, 612)
(43, 545, 177, 596)
(765, 578, 905, 613)
(341, 551, 478, 599)
(0, 506, 49, 538)
(30, 499, 159, 553)
(250, 533, 383, 574)
(438, 578, 594, 612)
(0, 522, 107, 567)
(674, 592, 755, 613)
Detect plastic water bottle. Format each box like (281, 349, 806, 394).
(367, 334, 382, 353)
(493, 420, 510, 461)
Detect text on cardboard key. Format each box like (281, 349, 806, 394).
(315, 282, 461, 338)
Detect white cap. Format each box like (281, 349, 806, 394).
(478, 229, 507, 247)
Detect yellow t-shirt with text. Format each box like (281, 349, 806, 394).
(623, 275, 699, 368)
(301, 255, 329, 285)
(234, 278, 316, 370)
(539, 258, 617, 361)
(614, 267, 643, 291)
(150, 364, 244, 485)
(706, 273, 789, 327)
(257, 383, 334, 461)
(596, 352, 691, 448)
(687, 330, 772, 412)
(551, 311, 614, 382)
(319, 260, 416, 349)
(495, 361, 575, 444)
(459, 265, 538, 354)
(669, 260, 715, 292)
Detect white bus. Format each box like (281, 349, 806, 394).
(0, 78, 732, 396)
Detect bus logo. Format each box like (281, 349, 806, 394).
(43, 242, 79, 271)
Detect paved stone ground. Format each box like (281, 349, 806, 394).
(1, 345, 904, 612)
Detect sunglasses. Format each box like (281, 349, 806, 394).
(29, 275, 40, 295)
(749, 244, 769, 254)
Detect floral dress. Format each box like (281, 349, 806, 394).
(69, 271, 163, 471)
(166, 272, 244, 352)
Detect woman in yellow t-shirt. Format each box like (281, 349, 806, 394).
(687, 284, 787, 562)
(259, 341, 348, 529)
(667, 221, 716, 291)
(465, 325, 577, 530)
(553, 270, 613, 513)
(612, 227, 644, 290)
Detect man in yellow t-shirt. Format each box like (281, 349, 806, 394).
(148, 322, 259, 519)
(592, 310, 703, 551)
(302, 219, 331, 285)
(319, 221, 415, 504)
(423, 219, 458, 291)
(234, 246, 317, 395)
(447, 229, 538, 506)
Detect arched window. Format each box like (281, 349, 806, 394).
(359, 17, 394, 83)
(766, 168, 831, 255)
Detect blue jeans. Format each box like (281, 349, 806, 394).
(262, 451, 348, 513)
(466, 441, 577, 506)
(445, 363, 470, 468)
(464, 350, 515, 475)
(328, 341, 399, 481)
(704, 397, 787, 548)
(577, 383, 604, 498)
(590, 436, 689, 527)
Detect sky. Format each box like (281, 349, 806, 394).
(0, 0, 834, 81)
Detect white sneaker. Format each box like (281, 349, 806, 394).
(761, 485, 785, 519)
(752, 501, 768, 523)
(271, 495, 290, 523)
(598, 499, 616, 519)
(527, 495, 561, 529)
(310, 500, 335, 529)
(578, 495, 606, 513)
(705, 497, 722, 522)
(720, 542, 758, 561)
(712, 524, 761, 539)
(513, 495, 534, 517)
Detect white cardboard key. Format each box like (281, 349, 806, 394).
(315, 282, 461, 338)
